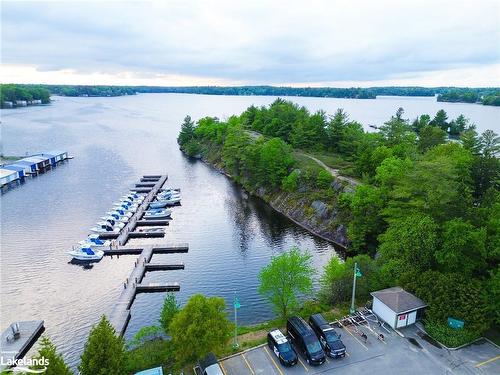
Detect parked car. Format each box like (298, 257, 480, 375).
(195, 353, 224, 375)
(309, 313, 346, 358)
(287, 316, 326, 365)
(267, 328, 298, 366)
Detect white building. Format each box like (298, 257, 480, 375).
(370, 287, 427, 329)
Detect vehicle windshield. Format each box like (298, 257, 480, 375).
(306, 340, 322, 354)
(277, 342, 292, 353)
(324, 331, 339, 342)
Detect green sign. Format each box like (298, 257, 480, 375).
(447, 317, 464, 329)
(355, 265, 362, 277)
(234, 296, 241, 309)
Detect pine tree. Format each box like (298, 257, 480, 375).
(159, 292, 180, 335)
(79, 316, 126, 375)
(31, 336, 73, 375)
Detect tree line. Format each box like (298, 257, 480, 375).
(0, 84, 51, 107)
(5, 83, 500, 104)
(178, 99, 499, 347)
(437, 88, 500, 106)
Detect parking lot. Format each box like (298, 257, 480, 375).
(220, 323, 500, 375)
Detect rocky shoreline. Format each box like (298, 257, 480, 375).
(192, 152, 350, 249)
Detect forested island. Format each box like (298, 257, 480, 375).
(178, 99, 499, 348)
(437, 88, 500, 106)
(0, 84, 51, 108)
(3, 83, 500, 105)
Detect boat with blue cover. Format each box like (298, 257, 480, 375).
(78, 234, 111, 248)
(68, 245, 104, 261)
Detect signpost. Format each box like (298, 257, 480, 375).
(233, 292, 241, 349)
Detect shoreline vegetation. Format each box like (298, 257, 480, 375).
(178, 99, 499, 350)
(2, 83, 499, 106)
(0, 84, 50, 108)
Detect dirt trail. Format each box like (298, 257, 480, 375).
(301, 153, 359, 186)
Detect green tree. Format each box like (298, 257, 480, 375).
(480, 130, 500, 157)
(379, 213, 439, 282)
(258, 138, 294, 188)
(411, 114, 431, 133)
(418, 126, 447, 152)
(159, 293, 180, 335)
(282, 170, 300, 192)
(320, 254, 380, 305)
(435, 219, 487, 276)
(170, 294, 232, 367)
(346, 185, 386, 253)
(430, 109, 449, 131)
(460, 128, 482, 155)
(30, 336, 73, 375)
(258, 247, 314, 320)
(177, 115, 196, 146)
(79, 316, 126, 375)
(326, 108, 349, 150)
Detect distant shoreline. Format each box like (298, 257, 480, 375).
(2, 84, 499, 106)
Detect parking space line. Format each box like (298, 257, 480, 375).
(339, 321, 368, 350)
(264, 346, 285, 375)
(297, 356, 309, 372)
(475, 355, 500, 368)
(219, 361, 228, 375)
(242, 353, 255, 375)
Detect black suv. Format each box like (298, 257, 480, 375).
(287, 316, 326, 366)
(267, 329, 298, 366)
(309, 313, 346, 358)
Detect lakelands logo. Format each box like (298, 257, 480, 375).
(1, 356, 49, 373)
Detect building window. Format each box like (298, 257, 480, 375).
(399, 314, 406, 320)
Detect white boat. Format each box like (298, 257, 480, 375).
(90, 222, 117, 233)
(101, 217, 126, 230)
(104, 213, 129, 223)
(144, 209, 172, 220)
(149, 201, 167, 209)
(113, 203, 138, 212)
(107, 209, 133, 218)
(78, 235, 110, 248)
(68, 245, 104, 261)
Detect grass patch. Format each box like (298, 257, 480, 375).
(125, 338, 174, 374)
(309, 152, 353, 170)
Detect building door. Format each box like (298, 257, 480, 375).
(396, 314, 407, 328)
(407, 311, 417, 325)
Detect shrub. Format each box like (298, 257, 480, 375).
(316, 169, 333, 189)
(425, 322, 480, 348)
(282, 170, 300, 192)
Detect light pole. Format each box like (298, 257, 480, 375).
(350, 262, 361, 314)
(233, 292, 240, 349)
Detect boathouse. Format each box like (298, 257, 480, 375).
(2, 165, 26, 181)
(14, 159, 38, 173)
(40, 150, 68, 166)
(0, 169, 18, 186)
(21, 156, 51, 172)
(370, 287, 427, 329)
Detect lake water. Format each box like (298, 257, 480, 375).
(1, 94, 498, 366)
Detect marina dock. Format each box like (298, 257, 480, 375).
(0, 320, 44, 371)
(106, 244, 189, 336)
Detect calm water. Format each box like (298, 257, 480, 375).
(1, 94, 499, 366)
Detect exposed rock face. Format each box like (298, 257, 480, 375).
(311, 200, 329, 219)
(259, 189, 349, 248)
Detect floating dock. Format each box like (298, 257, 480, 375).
(0, 320, 44, 371)
(107, 244, 189, 336)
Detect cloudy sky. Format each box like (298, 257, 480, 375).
(1, 0, 499, 87)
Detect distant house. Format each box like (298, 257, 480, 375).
(15, 100, 27, 107)
(370, 287, 427, 329)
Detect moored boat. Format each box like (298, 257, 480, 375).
(68, 245, 104, 261)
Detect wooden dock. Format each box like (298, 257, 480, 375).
(0, 321, 44, 371)
(116, 174, 168, 246)
(106, 243, 189, 336)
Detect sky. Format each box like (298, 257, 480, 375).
(1, 0, 500, 87)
